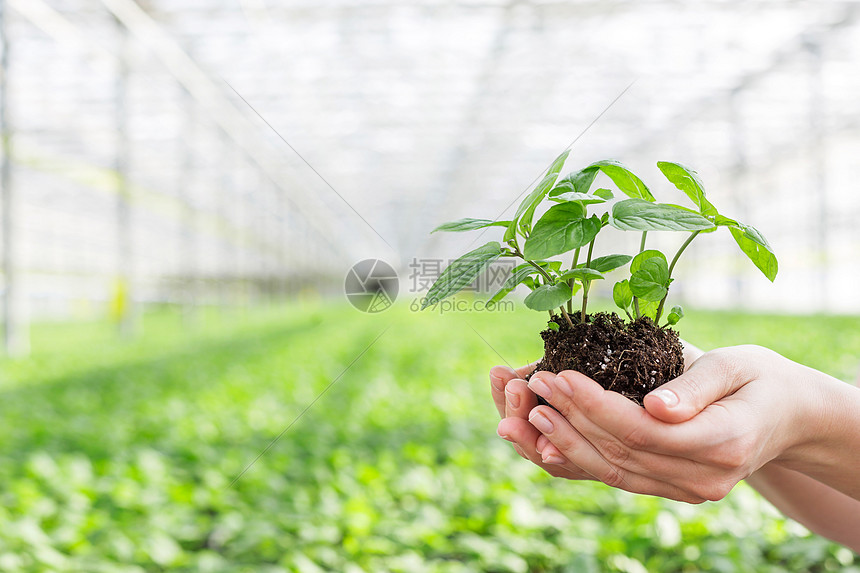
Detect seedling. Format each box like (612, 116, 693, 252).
(423, 152, 778, 403)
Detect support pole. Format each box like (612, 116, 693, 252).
(114, 16, 133, 338)
(276, 179, 287, 300)
(179, 86, 197, 325)
(728, 89, 749, 306)
(0, 0, 25, 356)
(218, 129, 231, 310)
(807, 39, 828, 309)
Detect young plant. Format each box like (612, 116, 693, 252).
(423, 151, 778, 403)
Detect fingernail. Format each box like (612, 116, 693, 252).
(496, 427, 513, 441)
(490, 367, 513, 391)
(490, 376, 504, 392)
(528, 376, 552, 400)
(651, 388, 679, 407)
(542, 453, 565, 464)
(556, 376, 574, 397)
(505, 387, 520, 409)
(529, 412, 554, 434)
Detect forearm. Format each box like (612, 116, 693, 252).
(751, 369, 860, 551)
(746, 463, 860, 552)
(779, 372, 860, 502)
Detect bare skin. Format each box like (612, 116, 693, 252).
(490, 343, 860, 552)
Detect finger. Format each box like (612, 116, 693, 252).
(490, 366, 516, 418)
(528, 405, 706, 504)
(535, 435, 574, 467)
(644, 347, 751, 424)
(497, 417, 587, 480)
(513, 443, 528, 459)
(528, 369, 646, 435)
(490, 363, 539, 418)
(540, 369, 746, 459)
(529, 371, 703, 482)
(680, 339, 705, 372)
(515, 361, 539, 379)
(505, 379, 539, 420)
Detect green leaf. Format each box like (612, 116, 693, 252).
(582, 254, 632, 273)
(630, 250, 667, 274)
(610, 199, 717, 232)
(431, 218, 512, 233)
(630, 259, 670, 302)
(715, 215, 779, 281)
(421, 242, 503, 309)
(585, 160, 654, 201)
(547, 191, 608, 205)
(546, 321, 560, 332)
(536, 260, 563, 273)
(715, 214, 739, 227)
(548, 168, 598, 197)
(667, 305, 684, 325)
(504, 264, 543, 288)
(511, 149, 569, 234)
(729, 223, 778, 282)
(515, 172, 561, 233)
(638, 299, 660, 321)
(613, 280, 633, 311)
(523, 204, 600, 260)
(489, 264, 542, 303)
(558, 268, 605, 282)
(593, 188, 614, 200)
(547, 149, 571, 177)
(656, 161, 718, 217)
(524, 282, 573, 312)
(503, 219, 518, 243)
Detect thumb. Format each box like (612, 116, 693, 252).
(643, 349, 748, 423)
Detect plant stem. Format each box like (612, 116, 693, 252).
(655, 230, 702, 323)
(579, 238, 596, 323)
(567, 247, 581, 314)
(516, 249, 574, 328)
(524, 258, 554, 284)
(633, 232, 647, 319)
(571, 247, 581, 269)
(559, 306, 574, 328)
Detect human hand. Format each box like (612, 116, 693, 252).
(507, 345, 830, 504)
(490, 363, 593, 480)
(491, 341, 705, 480)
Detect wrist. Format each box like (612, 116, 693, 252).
(776, 368, 858, 476)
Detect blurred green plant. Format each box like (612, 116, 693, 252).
(0, 304, 856, 572)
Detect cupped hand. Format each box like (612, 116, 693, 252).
(514, 345, 824, 504)
(490, 341, 706, 484)
(490, 363, 593, 480)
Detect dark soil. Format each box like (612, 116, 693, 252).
(528, 311, 684, 406)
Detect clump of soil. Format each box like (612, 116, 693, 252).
(528, 312, 683, 406)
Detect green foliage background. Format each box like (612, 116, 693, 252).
(0, 301, 858, 572)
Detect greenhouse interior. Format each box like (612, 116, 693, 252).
(0, 0, 859, 571)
